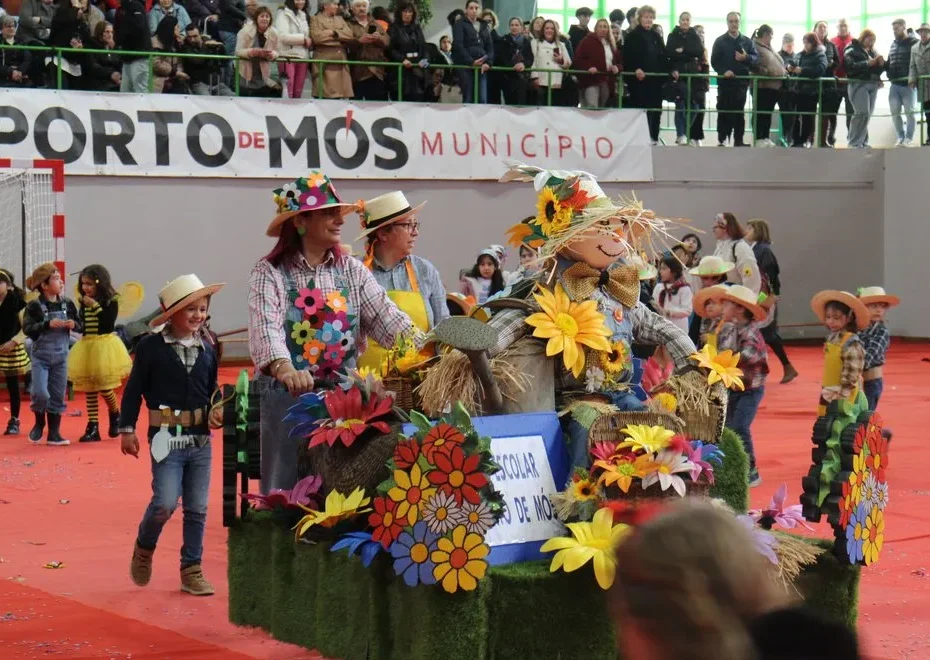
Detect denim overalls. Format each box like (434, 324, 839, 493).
(30, 299, 71, 415)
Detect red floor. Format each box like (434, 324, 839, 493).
(0, 344, 927, 659)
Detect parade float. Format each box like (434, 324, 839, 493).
(223, 165, 866, 659)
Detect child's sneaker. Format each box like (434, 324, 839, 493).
(130, 542, 154, 586)
(180, 565, 215, 596)
(4, 418, 19, 436)
(749, 470, 763, 488)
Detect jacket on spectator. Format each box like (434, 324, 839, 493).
(274, 6, 309, 59)
(309, 13, 353, 98)
(451, 17, 493, 66)
(0, 35, 33, 85)
(751, 241, 781, 296)
(387, 20, 427, 99)
(236, 21, 279, 87)
(711, 31, 758, 85)
(17, 0, 55, 44)
(86, 38, 122, 90)
(822, 38, 838, 80)
(573, 32, 620, 89)
(624, 24, 668, 86)
(49, 3, 90, 71)
(180, 37, 226, 84)
(347, 17, 389, 83)
(752, 38, 784, 90)
(494, 31, 533, 70)
(909, 39, 930, 102)
(531, 38, 571, 88)
(793, 45, 827, 95)
(886, 34, 918, 85)
(152, 32, 184, 92)
(832, 34, 853, 79)
(567, 24, 588, 52)
(844, 40, 883, 82)
(115, 0, 150, 60)
(217, 0, 247, 35)
(149, 2, 192, 36)
(666, 25, 703, 94)
(186, 0, 222, 25)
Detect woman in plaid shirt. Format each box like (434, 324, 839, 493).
(248, 172, 418, 492)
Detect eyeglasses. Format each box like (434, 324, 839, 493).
(395, 221, 420, 232)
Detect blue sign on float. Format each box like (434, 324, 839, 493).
(403, 411, 569, 566)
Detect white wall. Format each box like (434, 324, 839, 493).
(64, 145, 921, 361)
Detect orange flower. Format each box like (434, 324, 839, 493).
(422, 423, 466, 462)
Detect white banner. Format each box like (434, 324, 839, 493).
(0, 89, 654, 181)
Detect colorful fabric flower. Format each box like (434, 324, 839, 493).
(874, 480, 889, 511)
(391, 521, 439, 587)
(533, 187, 573, 237)
(431, 524, 490, 593)
(319, 320, 347, 346)
(866, 432, 888, 483)
(428, 445, 490, 506)
(330, 531, 383, 567)
(326, 291, 348, 314)
(387, 463, 436, 526)
(617, 424, 676, 455)
(393, 438, 421, 470)
(243, 474, 322, 511)
(323, 344, 345, 364)
(290, 321, 313, 346)
(323, 310, 349, 327)
(639, 451, 697, 497)
(456, 500, 497, 535)
(593, 455, 651, 493)
(861, 473, 879, 511)
(295, 288, 324, 316)
(306, 386, 393, 449)
(749, 483, 813, 531)
(540, 507, 630, 590)
(838, 480, 855, 528)
(421, 490, 461, 535)
(306, 172, 326, 188)
(584, 365, 606, 393)
(303, 339, 326, 365)
(421, 423, 466, 462)
(294, 487, 371, 539)
(369, 496, 405, 549)
(862, 505, 884, 566)
(845, 501, 868, 564)
(737, 515, 779, 565)
(599, 340, 629, 375)
(589, 441, 620, 464)
(298, 187, 326, 209)
(282, 392, 327, 438)
(849, 452, 866, 504)
(689, 344, 745, 391)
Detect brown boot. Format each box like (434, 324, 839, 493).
(780, 364, 799, 384)
(180, 564, 215, 596)
(130, 542, 154, 587)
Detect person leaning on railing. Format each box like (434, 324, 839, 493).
(274, 0, 312, 100)
(711, 11, 758, 147)
(0, 15, 33, 88)
(236, 5, 281, 97)
(908, 23, 930, 145)
(814, 21, 840, 148)
(666, 12, 706, 145)
(309, 0, 355, 99)
(750, 25, 785, 148)
(180, 22, 234, 95)
(844, 29, 884, 149)
(114, 0, 151, 92)
(493, 16, 533, 106)
(787, 32, 827, 148)
(573, 18, 620, 109)
(346, 0, 390, 101)
(47, 0, 91, 90)
(625, 5, 673, 144)
(85, 20, 122, 92)
(387, 0, 430, 102)
(529, 18, 571, 106)
(451, 0, 493, 104)
(152, 15, 191, 93)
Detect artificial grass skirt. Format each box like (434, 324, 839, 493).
(228, 433, 859, 659)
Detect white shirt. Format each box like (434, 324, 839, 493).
(652, 280, 693, 333)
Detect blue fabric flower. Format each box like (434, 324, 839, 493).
(390, 521, 439, 587)
(283, 391, 326, 438)
(319, 321, 345, 346)
(845, 501, 869, 564)
(330, 531, 383, 568)
(690, 440, 725, 465)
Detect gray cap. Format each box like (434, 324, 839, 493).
(782, 33, 795, 43)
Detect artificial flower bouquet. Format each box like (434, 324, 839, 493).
(381, 330, 433, 411)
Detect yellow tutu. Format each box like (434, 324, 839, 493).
(68, 334, 133, 392)
(0, 343, 30, 376)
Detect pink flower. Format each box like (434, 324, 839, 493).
(749, 483, 814, 531)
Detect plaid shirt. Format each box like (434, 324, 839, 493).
(162, 329, 203, 373)
(367, 254, 449, 329)
(825, 331, 865, 400)
(717, 321, 769, 390)
(860, 321, 890, 370)
(248, 250, 415, 370)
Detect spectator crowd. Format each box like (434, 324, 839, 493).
(2, 0, 930, 146)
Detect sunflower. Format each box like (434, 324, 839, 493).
(570, 478, 601, 502)
(525, 283, 612, 377)
(599, 340, 629, 375)
(534, 187, 574, 237)
(652, 392, 678, 414)
(689, 344, 745, 391)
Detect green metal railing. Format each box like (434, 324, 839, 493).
(2, 42, 927, 145)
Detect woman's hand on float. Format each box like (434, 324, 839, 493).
(276, 363, 315, 396)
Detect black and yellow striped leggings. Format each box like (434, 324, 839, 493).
(86, 390, 119, 422)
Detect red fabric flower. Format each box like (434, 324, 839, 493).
(599, 499, 669, 526)
(427, 445, 489, 505)
(394, 439, 421, 470)
(838, 480, 854, 529)
(866, 432, 889, 483)
(369, 496, 404, 549)
(307, 386, 393, 449)
(421, 423, 465, 462)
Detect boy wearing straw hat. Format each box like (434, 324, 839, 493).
(693, 283, 728, 351)
(120, 274, 225, 597)
(810, 290, 869, 416)
(717, 285, 770, 487)
(857, 286, 900, 410)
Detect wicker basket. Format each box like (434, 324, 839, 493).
(589, 409, 686, 447)
(383, 376, 418, 413)
(652, 381, 728, 444)
(298, 423, 402, 495)
(604, 476, 712, 503)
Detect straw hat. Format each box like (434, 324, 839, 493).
(857, 286, 900, 308)
(918, 23, 930, 33)
(356, 191, 427, 240)
(628, 255, 657, 280)
(267, 172, 356, 237)
(693, 284, 729, 318)
(720, 285, 766, 322)
(810, 290, 870, 331)
(446, 293, 491, 322)
(150, 274, 225, 328)
(689, 255, 735, 277)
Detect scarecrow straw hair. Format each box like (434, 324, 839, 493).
(416, 347, 531, 416)
(772, 532, 825, 592)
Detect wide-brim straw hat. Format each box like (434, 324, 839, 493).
(267, 172, 356, 238)
(857, 286, 900, 308)
(150, 274, 225, 328)
(721, 284, 767, 322)
(689, 255, 735, 277)
(693, 284, 729, 318)
(811, 290, 870, 331)
(356, 191, 426, 240)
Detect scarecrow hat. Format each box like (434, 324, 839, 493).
(721, 285, 767, 322)
(857, 286, 900, 308)
(689, 255, 735, 277)
(356, 191, 427, 240)
(267, 171, 356, 237)
(810, 290, 870, 331)
(693, 284, 729, 317)
(150, 274, 225, 328)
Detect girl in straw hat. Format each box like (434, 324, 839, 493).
(692, 283, 728, 351)
(120, 273, 225, 597)
(717, 285, 770, 487)
(0, 269, 30, 436)
(857, 286, 899, 411)
(810, 290, 869, 416)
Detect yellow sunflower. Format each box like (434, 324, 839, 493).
(571, 478, 601, 502)
(652, 392, 678, 414)
(689, 344, 745, 391)
(534, 187, 574, 237)
(599, 340, 629, 375)
(525, 284, 612, 377)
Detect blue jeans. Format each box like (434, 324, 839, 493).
(458, 69, 488, 104)
(889, 84, 916, 141)
(863, 377, 883, 411)
(219, 30, 239, 87)
(726, 386, 765, 475)
(675, 99, 701, 138)
(30, 337, 69, 415)
(137, 442, 212, 568)
(847, 82, 878, 148)
(257, 374, 301, 492)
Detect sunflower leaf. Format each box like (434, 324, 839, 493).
(409, 410, 432, 433)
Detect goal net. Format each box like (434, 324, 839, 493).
(0, 161, 63, 286)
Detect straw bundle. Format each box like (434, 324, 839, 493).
(772, 532, 825, 592)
